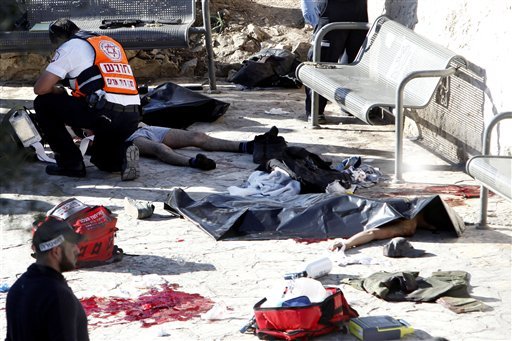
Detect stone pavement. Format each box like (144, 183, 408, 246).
(0, 82, 511, 340)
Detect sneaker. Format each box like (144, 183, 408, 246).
(189, 153, 216, 170)
(124, 196, 155, 219)
(46, 162, 86, 178)
(253, 126, 287, 164)
(121, 144, 140, 181)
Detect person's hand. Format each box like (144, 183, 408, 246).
(329, 239, 347, 252)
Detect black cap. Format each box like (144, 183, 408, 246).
(33, 217, 84, 252)
(383, 237, 425, 258)
(49, 18, 80, 44)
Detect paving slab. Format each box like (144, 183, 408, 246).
(0, 82, 511, 340)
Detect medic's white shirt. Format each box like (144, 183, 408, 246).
(46, 38, 140, 106)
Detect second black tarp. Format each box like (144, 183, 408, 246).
(164, 188, 465, 241)
(141, 82, 230, 129)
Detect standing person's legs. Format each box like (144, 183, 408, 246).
(305, 0, 368, 121)
(304, 47, 331, 120)
(325, 0, 368, 63)
(305, 0, 359, 120)
(342, 0, 369, 62)
(34, 93, 94, 174)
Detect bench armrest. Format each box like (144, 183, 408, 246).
(394, 67, 459, 182)
(481, 111, 512, 156)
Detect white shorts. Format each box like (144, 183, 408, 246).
(126, 125, 170, 143)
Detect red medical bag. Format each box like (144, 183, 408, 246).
(253, 287, 358, 340)
(45, 198, 122, 268)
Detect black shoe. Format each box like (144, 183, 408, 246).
(189, 153, 216, 170)
(265, 126, 279, 137)
(46, 162, 86, 178)
(253, 126, 287, 164)
(306, 113, 327, 124)
(121, 144, 140, 181)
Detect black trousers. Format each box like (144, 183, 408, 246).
(305, 0, 369, 116)
(34, 93, 139, 172)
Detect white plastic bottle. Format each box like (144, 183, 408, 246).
(285, 256, 333, 280)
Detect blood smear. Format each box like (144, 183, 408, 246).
(81, 283, 214, 327)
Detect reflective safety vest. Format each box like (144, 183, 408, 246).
(70, 32, 138, 98)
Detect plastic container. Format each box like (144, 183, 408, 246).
(285, 256, 333, 280)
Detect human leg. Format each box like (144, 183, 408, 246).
(162, 128, 240, 152)
(34, 93, 93, 176)
(90, 110, 139, 173)
(132, 136, 216, 170)
(304, 0, 362, 122)
(327, 0, 368, 63)
(133, 136, 191, 166)
(304, 47, 328, 122)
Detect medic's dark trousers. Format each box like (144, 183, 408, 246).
(34, 93, 139, 172)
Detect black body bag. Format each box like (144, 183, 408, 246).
(141, 82, 230, 129)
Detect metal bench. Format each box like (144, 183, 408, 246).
(466, 111, 512, 228)
(296, 15, 468, 181)
(0, 0, 217, 90)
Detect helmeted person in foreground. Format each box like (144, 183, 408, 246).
(5, 217, 89, 340)
(33, 18, 141, 180)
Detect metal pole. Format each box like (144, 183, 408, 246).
(394, 67, 457, 182)
(478, 111, 512, 227)
(201, 0, 218, 92)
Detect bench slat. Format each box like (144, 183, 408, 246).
(0, 26, 191, 52)
(25, 0, 195, 24)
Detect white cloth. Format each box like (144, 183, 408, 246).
(32, 141, 56, 163)
(227, 168, 301, 198)
(46, 37, 139, 105)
